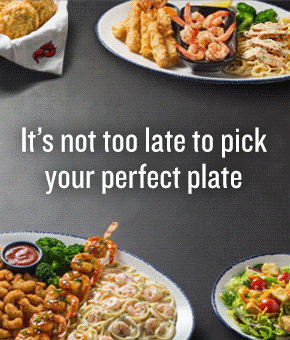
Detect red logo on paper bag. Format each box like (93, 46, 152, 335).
(33, 41, 56, 63)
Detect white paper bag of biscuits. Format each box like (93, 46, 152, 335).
(0, 0, 68, 74)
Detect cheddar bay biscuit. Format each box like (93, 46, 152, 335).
(28, 0, 57, 27)
(0, 1, 39, 39)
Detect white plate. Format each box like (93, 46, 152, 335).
(0, 231, 194, 340)
(212, 253, 290, 339)
(96, 0, 290, 84)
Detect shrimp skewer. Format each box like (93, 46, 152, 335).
(85, 222, 118, 264)
(71, 253, 103, 285)
(59, 271, 91, 302)
(44, 289, 79, 319)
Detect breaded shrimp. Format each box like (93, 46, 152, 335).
(0, 269, 14, 282)
(0, 281, 11, 290)
(0, 287, 9, 299)
(0, 328, 12, 339)
(12, 280, 36, 294)
(4, 290, 25, 304)
(4, 303, 23, 319)
(2, 314, 23, 330)
(19, 298, 44, 321)
(26, 294, 44, 306)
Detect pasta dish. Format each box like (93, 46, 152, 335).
(224, 19, 290, 77)
(68, 262, 177, 340)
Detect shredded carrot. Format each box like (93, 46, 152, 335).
(240, 293, 247, 304)
(249, 276, 259, 280)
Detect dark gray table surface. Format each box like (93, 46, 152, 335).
(0, 1, 290, 339)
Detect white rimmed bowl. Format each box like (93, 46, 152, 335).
(212, 253, 290, 339)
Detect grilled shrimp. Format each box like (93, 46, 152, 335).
(30, 311, 67, 339)
(44, 289, 79, 319)
(15, 328, 50, 340)
(84, 222, 118, 264)
(71, 253, 103, 285)
(59, 271, 91, 302)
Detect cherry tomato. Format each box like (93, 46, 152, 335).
(278, 272, 290, 283)
(260, 298, 280, 313)
(250, 277, 267, 290)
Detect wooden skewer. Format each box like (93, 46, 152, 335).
(104, 222, 119, 240)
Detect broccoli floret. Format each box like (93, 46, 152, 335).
(255, 9, 278, 24)
(40, 246, 55, 264)
(51, 246, 66, 264)
(66, 244, 85, 261)
(236, 2, 257, 17)
(47, 275, 60, 287)
(36, 237, 84, 284)
(237, 12, 254, 31)
(35, 262, 55, 282)
(36, 237, 66, 249)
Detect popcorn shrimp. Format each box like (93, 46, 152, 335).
(4, 303, 23, 319)
(0, 328, 12, 339)
(12, 280, 36, 294)
(2, 314, 23, 330)
(4, 290, 25, 304)
(0, 269, 14, 282)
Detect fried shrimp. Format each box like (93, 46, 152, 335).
(4, 290, 26, 304)
(59, 271, 91, 302)
(30, 311, 67, 339)
(4, 303, 23, 319)
(0, 328, 12, 339)
(26, 294, 44, 306)
(19, 298, 44, 321)
(13, 280, 37, 294)
(35, 283, 56, 300)
(0, 269, 14, 282)
(71, 253, 103, 285)
(44, 289, 79, 318)
(2, 314, 23, 330)
(0, 287, 9, 299)
(0, 281, 11, 290)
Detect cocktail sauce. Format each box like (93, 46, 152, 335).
(4, 244, 39, 266)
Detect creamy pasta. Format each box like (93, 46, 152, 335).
(68, 263, 177, 340)
(224, 19, 290, 77)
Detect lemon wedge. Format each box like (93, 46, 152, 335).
(203, 0, 233, 8)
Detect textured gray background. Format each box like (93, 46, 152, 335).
(0, 1, 290, 338)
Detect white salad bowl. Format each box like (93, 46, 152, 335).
(212, 253, 290, 340)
